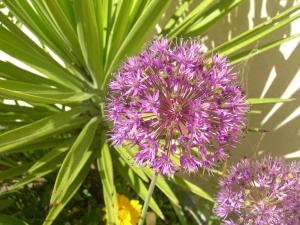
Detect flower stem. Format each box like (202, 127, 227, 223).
(138, 173, 158, 225)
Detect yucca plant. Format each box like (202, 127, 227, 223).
(0, 0, 298, 224)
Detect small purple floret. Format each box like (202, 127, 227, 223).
(215, 157, 300, 225)
(107, 38, 248, 176)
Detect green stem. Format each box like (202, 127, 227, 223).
(138, 173, 158, 225)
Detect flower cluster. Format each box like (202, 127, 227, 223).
(107, 38, 248, 176)
(215, 157, 300, 225)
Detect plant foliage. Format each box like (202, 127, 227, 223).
(0, 0, 298, 224)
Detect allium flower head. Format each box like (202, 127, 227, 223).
(215, 157, 300, 225)
(107, 38, 248, 176)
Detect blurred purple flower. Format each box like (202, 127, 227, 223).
(215, 156, 300, 225)
(107, 38, 248, 176)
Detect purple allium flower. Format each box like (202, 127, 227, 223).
(215, 157, 300, 225)
(107, 38, 248, 176)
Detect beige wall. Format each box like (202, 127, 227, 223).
(202, 0, 300, 162)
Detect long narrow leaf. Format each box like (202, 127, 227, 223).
(162, 0, 194, 35)
(173, 176, 215, 202)
(0, 163, 33, 182)
(9, 137, 75, 155)
(168, 0, 215, 38)
(113, 155, 164, 219)
(74, 0, 103, 88)
(97, 143, 118, 225)
(45, 117, 100, 225)
(41, 1, 84, 63)
(106, 0, 134, 65)
(0, 107, 90, 154)
(114, 146, 149, 182)
(0, 11, 85, 91)
(3, 0, 85, 76)
(183, 0, 243, 36)
(128, 0, 149, 29)
(0, 61, 65, 88)
(207, 4, 300, 56)
(0, 81, 93, 104)
(103, 0, 172, 88)
(7, 148, 68, 192)
(50, 117, 99, 203)
(230, 33, 300, 64)
(171, 202, 189, 225)
(143, 168, 180, 205)
(43, 155, 94, 225)
(247, 98, 294, 105)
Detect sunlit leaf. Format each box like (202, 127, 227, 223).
(45, 116, 100, 225)
(173, 176, 215, 202)
(97, 142, 118, 225)
(0, 107, 89, 154)
(113, 154, 164, 220)
(247, 98, 294, 105)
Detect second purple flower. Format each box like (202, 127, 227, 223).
(107, 38, 249, 176)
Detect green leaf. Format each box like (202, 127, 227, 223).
(0, 157, 18, 168)
(247, 98, 294, 105)
(74, 0, 103, 88)
(248, 110, 262, 114)
(127, 0, 149, 29)
(142, 169, 188, 223)
(0, 102, 54, 116)
(143, 167, 197, 223)
(173, 176, 215, 202)
(29, 147, 69, 173)
(208, 4, 300, 56)
(0, 215, 29, 225)
(0, 163, 33, 182)
(0, 61, 64, 88)
(0, 11, 85, 91)
(171, 202, 188, 225)
(103, 0, 172, 88)
(162, 0, 194, 35)
(7, 137, 74, 155)
(43, 157, 94, 225)
(143, 168, 180, 205)
(182, 0, 243, 36)
(3, 0, 85, 77)
(57, 0, 76, 30)
(0, 82, 94, 104)
(45, 117, 100, 225)
(0, 107, 90, 154)
(114, 146, 149, 183)
(97, 142, 118, 225)
(7, 147, 69, 192)
(168, 0, 215, 38)
(106, 0, 134, 65)
(229, 33, 300, 64)
(248, 127, 270, 133)
(113, 155, 164, 220)
(41, 1, 84, 63)
(50, 117, 99, 203)
(99, 0, 112, 46)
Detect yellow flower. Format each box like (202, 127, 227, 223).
(104, 194, 142, 225)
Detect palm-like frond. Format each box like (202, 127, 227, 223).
(0, 0, 299, 224)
